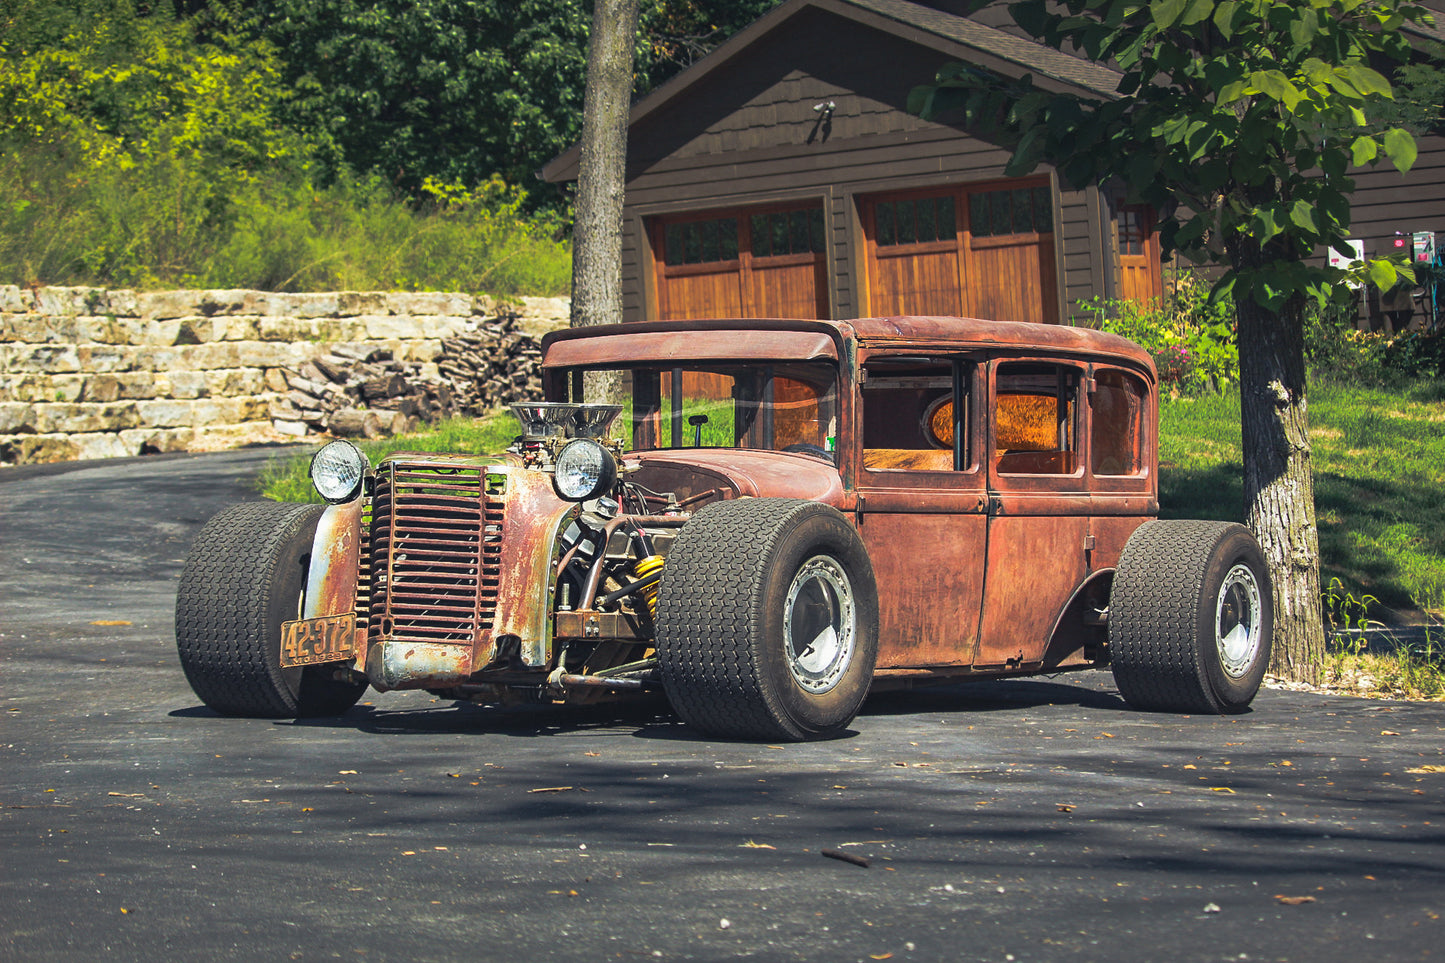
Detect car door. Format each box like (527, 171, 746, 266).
(975, 358, 1092, 669)
(853, 353, 988, 669)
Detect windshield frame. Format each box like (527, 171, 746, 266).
(547, 360, 841, 457)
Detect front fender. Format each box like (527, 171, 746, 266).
(302, 499, 363, 620)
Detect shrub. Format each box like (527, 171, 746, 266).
(1305, 292, 1445, 388)
(1072, 275, 1237, 394)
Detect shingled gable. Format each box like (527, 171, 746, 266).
(539, 0, 1122, 184)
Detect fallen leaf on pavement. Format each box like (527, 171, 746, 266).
(740, 840, 776, 849)
(528, 786, 576, 794)
(1407, 765, 1445, 773)
(1274, 895, 1317, 905)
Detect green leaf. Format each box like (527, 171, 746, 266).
(1367, 259, 1398, 291)
(1151, 0, 1190, 29)
(1289, 8, 1319, 45)
(1218, 80, 1247, 104)
(1253, 206, 1284, 244)
(1335, 64, 1393, 99)
(1349, 136, 1377, 167)
(1179, 0, 1215, 27)
(1212, 0, 1238, 38)
(1382, 127, 1417, 173)
(1289, 200, 1319, 235)
(1250, 70, 1303, 111)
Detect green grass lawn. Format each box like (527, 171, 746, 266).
(1159, 380, 1445, 618)
(255, 411, 522, 504)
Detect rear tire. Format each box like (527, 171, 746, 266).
(176, 502, 367, 718)
(1109, 520, 1273, 714)
(655, 498, 879, 741)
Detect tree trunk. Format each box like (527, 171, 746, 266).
(1233, 283, 1326, 683)
(571, 0, 639, 406)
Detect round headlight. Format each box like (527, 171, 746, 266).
(310, 440, 368, 503)
(553, 439, 617, 502)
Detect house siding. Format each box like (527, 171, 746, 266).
(617, 6, 1109, 323)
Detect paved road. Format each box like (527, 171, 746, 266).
(2, 450, 1443, 962)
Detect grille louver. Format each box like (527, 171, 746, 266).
(366, 462, 503, 644)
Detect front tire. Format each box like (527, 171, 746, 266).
(176, 502, 368, 718)
(655, 499, 879, 741)
(1109, 520, 1273, 714)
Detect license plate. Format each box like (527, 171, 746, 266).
(280, 612, 357, 667)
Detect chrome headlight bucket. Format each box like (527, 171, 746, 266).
(552, 438, 618, 502)
(310, 440, 369, 504)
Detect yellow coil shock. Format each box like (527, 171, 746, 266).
(631, 555, 665, 619)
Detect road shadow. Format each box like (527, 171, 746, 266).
(168, 672, 1134, 739)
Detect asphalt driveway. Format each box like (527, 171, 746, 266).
(2, 449, 1442, 962)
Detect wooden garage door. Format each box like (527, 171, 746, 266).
(861, 180, 1060, 324)
(651, 205, 828, 320)
(1117, 205, 1164, 305)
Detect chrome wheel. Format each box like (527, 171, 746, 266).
(783, 555, 856, 694)
(1216, 563, 1263, 678)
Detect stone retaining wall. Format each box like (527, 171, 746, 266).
(0, 286, 568, 465)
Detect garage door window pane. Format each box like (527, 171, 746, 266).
(1032, 186, 1053, 232)
(663, 217, 739, 266)
(876, 195, 955, 247)
(936, 196, 956, 239)
(750, 209, 828, 259)
(968, 186, 1051, 238)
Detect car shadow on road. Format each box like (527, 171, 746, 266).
(860, 675, 1129, 717)
(169, 673, 1131, 738)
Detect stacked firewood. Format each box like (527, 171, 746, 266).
(271, 315, 545, 440)
(435, 319, 545, 416)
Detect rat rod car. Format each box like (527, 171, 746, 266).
(176, 317, 1272, 741)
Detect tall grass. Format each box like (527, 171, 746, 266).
(0, 147, 571, 295)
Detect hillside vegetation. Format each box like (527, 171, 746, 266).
(0, 0, 779, 294)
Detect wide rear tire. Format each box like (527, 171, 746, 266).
(655, 498, 879, 741)
(176, 502, 367, 718)
(1109, 520, 1273, 714)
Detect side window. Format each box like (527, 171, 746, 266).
(1091, 369, 1147, 476)
(994, 362, 1080, 475)
(861, 359, 968, 472)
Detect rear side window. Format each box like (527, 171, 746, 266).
(1090, 369, 1147, 476)
(860, 359, 968, 472)
(994, 362, 1079, 475)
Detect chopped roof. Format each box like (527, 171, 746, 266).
(540, 316, 1155, 375)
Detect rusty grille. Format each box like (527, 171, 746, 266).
(366, 461, 503, 643)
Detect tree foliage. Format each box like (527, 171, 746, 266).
(911, 0, 1430, 307)
(0, 0, 302, 179)
(241, 0, 780, 199)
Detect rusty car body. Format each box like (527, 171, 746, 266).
(176, 317, 1273, 740)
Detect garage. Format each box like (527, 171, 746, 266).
(859, 179, 1061, 324)
(650, 204, 830, 320)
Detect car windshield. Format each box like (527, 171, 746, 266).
(559, 362, 839, 456)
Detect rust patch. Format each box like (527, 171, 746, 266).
(365, 641, 472, 692)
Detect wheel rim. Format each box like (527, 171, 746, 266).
(783, 555, 856, 694)
(1216, 563, 1263, 678)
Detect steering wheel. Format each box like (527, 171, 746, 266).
(782, 443, 834, 462)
